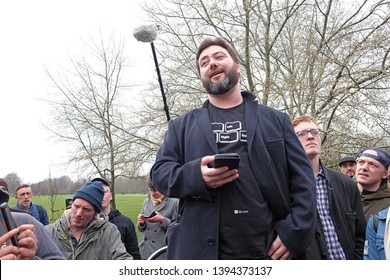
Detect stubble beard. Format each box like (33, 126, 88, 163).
(202, 66, 239, 96)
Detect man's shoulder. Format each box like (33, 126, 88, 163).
(324, 167, 347, 179)
(110, 212, 133, 223)
(102, 219, 125, 234)
(324, 166, 359, 191)
(32, 203, 47, 210)
(376, 207, 389, 219)
(12, 211, 37, 225)
(173, 107, 204, 120)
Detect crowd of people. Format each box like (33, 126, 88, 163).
(1, 37, 389, 260)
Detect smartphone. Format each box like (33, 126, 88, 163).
(214, 153, 240, 170)
(0, 202, 19, 246)
(144, 211, 157, 219)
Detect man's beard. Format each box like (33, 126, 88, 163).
(202, 65, 239, 95)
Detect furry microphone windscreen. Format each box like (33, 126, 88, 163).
(133, 24, 158, 43)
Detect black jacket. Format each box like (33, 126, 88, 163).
(151, 91, 316, 259)
(108, 208, 141, 259)
(306, 165, 366, 259)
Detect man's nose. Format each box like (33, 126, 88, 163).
(306, 131, 315, 138)
(358, 163, 368, 170)
(209, 58, 218, 68)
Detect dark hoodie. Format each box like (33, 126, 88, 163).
(108, 208, 141, 259)
(361, 182, 390, 221)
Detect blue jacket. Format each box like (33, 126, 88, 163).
(151, 91, 316, 259)
(364, 207, 388, 260)
(13, 202, 49, 226)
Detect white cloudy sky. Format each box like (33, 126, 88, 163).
(0, 0, 157, 183)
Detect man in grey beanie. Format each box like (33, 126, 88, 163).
(45, 181, 132, 260)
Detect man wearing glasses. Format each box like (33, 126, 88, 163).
(292, 115, 366, 260)
(14, 184, 49, 225)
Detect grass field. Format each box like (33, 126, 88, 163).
(8, 194, 147, 239)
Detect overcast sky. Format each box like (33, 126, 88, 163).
(0, 0, 157, 183)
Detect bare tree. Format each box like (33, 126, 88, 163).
(46, 171, 60, 220)
(140, 0, 390, 166)
(44, 33, 157, 207)
(4, 173, 22, 196)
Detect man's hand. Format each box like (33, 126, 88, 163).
(0, 228, 20, 260)
(201, 155, 239, 188)
(17, 224, 38, 260)
(0, 224, 38, 260)
(268, 235, 293, 260)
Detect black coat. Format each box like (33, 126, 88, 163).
(108, 208, 141, 259)
(305, 165, 366, 259)
(151, 91, 316, 259)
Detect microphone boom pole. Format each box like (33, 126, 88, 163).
(132, 24, 170, 122)
(150, 41, 170, 122)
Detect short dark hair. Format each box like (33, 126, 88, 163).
(15, 184, 31, 194)
(195, 37, 239, 74)
(91, 177, 110, 187)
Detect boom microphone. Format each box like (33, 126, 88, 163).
(131, 23, 171, 122)
(133, 24, 158, 43)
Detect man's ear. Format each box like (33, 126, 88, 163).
(235, 61, 240, 72)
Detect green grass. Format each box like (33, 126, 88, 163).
(8, 194, 147, 239)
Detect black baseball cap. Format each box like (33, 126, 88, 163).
(339, 156, 356, 167)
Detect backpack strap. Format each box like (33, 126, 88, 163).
(37, 204, 44, 223)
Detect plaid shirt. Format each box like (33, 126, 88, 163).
(316, 167, 346, 259)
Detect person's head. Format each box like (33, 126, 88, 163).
(292, 115, 322, 159)
(91, 177, 112, 211)
(147, 177, 163, 200)
(0, 180, 10, 204)
(339, 156, 357, 178)
(71, 181, 104, 229)
(15, 184, 33, 208)
(0, 178, 9, 193)
(356, 148, 389, 191)
(196, 37, 240, 95)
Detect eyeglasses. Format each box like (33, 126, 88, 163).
(17, 192, 32, 198)
(296, 128, 321, 139)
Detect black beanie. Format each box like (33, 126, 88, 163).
(73, 181, 104, 213)
(0, 178, 9, 192)
(0, 188, 10, 204)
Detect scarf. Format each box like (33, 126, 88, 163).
(385, 208, 390, 260)
(151, 194, 165, 207)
